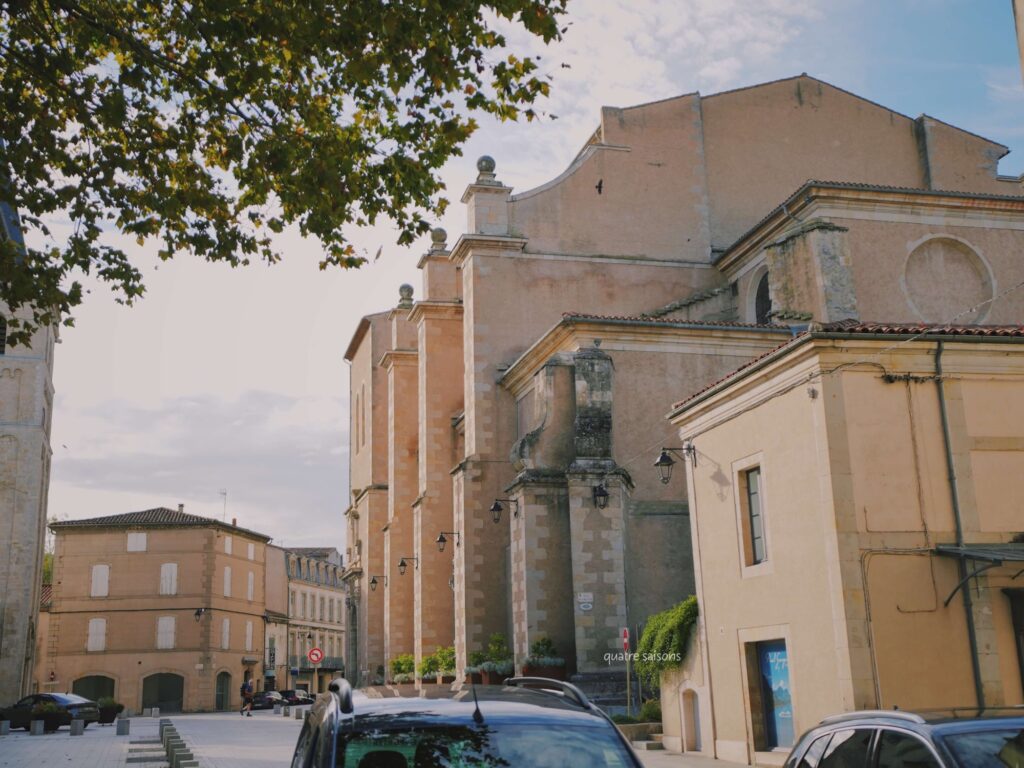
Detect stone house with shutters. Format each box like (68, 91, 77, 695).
(341, 73, 1024, 712)
(39, 506, 270, 713)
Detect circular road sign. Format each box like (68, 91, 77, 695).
(307, 647, 324, 664)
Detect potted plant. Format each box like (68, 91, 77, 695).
(417, 652, 440, 686)
(522, 636, 567, 680)
(464, 651, 486, 685)
(480, 633, 513, 685)
(390, 654, 416, 693)
(435, 646, 457, 684)
(32, 701, 65, 733)
(96, 697, 125, 725)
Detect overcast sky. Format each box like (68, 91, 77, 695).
(44, 0, 1023, 551)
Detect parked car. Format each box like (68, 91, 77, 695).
(290, 676, 643, 767)
(2, 693, 100, 730)
(251, 690, 284, 710)
(279, 689, 315, 706)
(784, 708, 1024, 768)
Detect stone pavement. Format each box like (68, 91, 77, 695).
(0, 716, 162, 767)
(636, 751, 749, 768)
(170, 709, 303, 768)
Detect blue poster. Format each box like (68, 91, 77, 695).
(758, 640, 794, 748)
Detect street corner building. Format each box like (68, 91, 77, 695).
(340, 73, 1024, 733)
(0, 200, 57, 704)
(38, 507, 272, 713)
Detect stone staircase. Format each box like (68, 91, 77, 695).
(631, 725, 665, 751)
(569, 671, 630, 713)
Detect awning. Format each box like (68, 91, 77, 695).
(934, 543, 1024, 606)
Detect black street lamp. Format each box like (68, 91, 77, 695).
(397, 557, 418, 576)
(489, 499, 518, 523)
(593, 483, 610, 509)
(654, 444, 696, 484)
(193, 607, 207, 622)
(369, 575, 387, 592)
(436, 531, 461, 552)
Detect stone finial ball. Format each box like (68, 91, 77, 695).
(431, 227, 447, 245)
(477, 155, 496, 173)
(399, 284, 414, 299)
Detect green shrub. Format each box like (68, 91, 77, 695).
(417, 652, 441, 679)
(390, 653, 415, 677)
(467, 650, 487, 667)
(639, 699, 662, 723)
(97, 697, 124, 712)
(485, 633, 511, 663)
(611, 714, 638, 724)
(32, 701, 60, 716)
(529, 636, 558, 657)
(435, 646, 456, 673)
(392, 673, 413, 684)
(635, 595, 699, 687)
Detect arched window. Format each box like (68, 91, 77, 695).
(754, 273, 772, 325)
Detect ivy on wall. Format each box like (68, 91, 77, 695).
(635, 596, 699, 687)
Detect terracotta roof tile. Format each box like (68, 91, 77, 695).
(50, 507, 271, 541)
(562, 312, 791, 331)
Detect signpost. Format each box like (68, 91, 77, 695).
(308, 647, 323, 692)
(622, 628, 631, 717)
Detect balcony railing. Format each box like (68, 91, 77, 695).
(289, 654, 345, 671)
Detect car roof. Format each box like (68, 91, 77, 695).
(337, 685, 612, 729)
(809, 709, 1024, 738)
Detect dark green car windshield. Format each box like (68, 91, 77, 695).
(943, 728, 1024, 768)
(337, 723, 636, 768)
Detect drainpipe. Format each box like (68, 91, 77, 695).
(935, 341, 985, 709)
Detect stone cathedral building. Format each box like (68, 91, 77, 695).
(0, 202, 56, 702)
(341, 74, 1024, 692)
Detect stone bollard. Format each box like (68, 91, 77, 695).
(162, 729, 179, 747)
(142, 708, 152, 717)
(70, 719, 85, 736)
(0, 720, 10, 736)
(294, 708, 303, 720)
(30, 720, 45, 736)
(282, 705, 290, 716)
(116, 718, 130, 736)
(273, 704, 282, 715)
(150, 707, 160, 717)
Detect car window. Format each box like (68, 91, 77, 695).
(798, 733, 835, 768)
(877, 730, 940, 768)
(337, 724, 635, 768)
(15, 696, 34, 708)
(943, 728, 1024, 768)
(820, 729, 874, 768)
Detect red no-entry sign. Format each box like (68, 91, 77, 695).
(307, 647, 323, 664)
(621, 628, 629, 652)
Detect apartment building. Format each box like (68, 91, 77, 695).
(285, 548, 345, 694)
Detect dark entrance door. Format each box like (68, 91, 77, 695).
(141, 673, 184, 713)
(215, 671, 231, 711)
(1004, 589, 1024, 695)
(73, 675, 115, 701)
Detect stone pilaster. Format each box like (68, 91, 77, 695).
(766, 220, 858, 324)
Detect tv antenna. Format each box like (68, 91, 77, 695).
(219, 489, 227, 521)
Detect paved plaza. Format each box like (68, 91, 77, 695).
(0, 707, 740, 767)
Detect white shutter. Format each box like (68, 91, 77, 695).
(127, 532, 147, 551)
(90, 564, 109, 597)
(247, 571, 254, 601)
(159, 563, 178, 595)
(247, 542, 255, 560)
(156, 616, 175, 649)
(224, 535, 232, 555)
(87, 618, 106, 651)
(221, 618, 230, 650)
(223, 566, 232, 597)
(245, 621, 253, 652)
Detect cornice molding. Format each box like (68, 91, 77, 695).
(377, 348, 418, 370)
(448, 233, 528, 267)
(408, 300, 464, 325)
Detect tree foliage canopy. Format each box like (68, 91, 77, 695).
(0, 0, 567, 344)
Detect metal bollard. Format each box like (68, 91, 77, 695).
(70, 719, 85, 735)
(116, 718, 131, 736)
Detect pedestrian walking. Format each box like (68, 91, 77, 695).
(240, 677, 254, 717)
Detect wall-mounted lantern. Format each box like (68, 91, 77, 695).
(436, 532, 461, 552)
(397, 557, 418, 576)
(489, 499, 519, 523)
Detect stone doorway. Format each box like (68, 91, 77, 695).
(215, 671, 232, 711)
(73, 675, 115, 702)
(141, 672, 184, 713)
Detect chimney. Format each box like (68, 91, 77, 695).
(232, 517, 237, 527)
(178, 503, 184, 513)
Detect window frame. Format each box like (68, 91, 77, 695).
(86, 617, 106, 652)
(156, 616, 176, 649)
(732, 453, 773, 577)
(90, 563, 110, 598)
(875, 727, 944, 768)
(126, 532, 147, 552)
(221, 617, 230, 650)
(223, 565, 232, 597)
(159, 562, 178, 596)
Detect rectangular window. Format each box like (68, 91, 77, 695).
(127, 532, 147, 552)
(247, 542, 255, 561)
(223, 566, 232, 597)
(290, 590, 295, 615)
(247, 571, 255, 601)
(159, 563, 178, 595)
(87, 618, 106, 652)
(224, 535, 232, 555)
(156, 616, 176, 649)
(245, 621, 253, 652)
(743, 467, 767, 566)
(221, 617, 230, 650)
(320, 597, 325, 621)
(90, 564, 110, 597)
(301, 593, 307, 618)
(329, 599, 334, 623)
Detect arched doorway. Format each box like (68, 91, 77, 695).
(681, 689, 701, 752)
(73, 675, 115, 702)
(141, 673, 184, 713)
(215, 671, 232, 711)
(754, 272, 772, 325)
